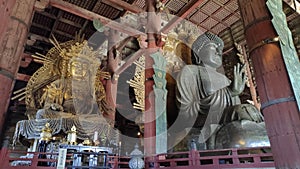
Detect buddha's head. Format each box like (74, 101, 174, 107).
(191, 32, 224, 68)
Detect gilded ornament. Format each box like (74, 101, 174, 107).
(127, 55, 145, 112)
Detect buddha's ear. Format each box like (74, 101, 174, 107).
(191, 51, 201, 65)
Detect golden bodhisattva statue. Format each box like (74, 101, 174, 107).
(17, 39, 113, 120)
(12, 36, 119, 149)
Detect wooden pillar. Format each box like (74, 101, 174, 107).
(0, 0, 36, 135)
(0, 0, 16, 134)
(105, 29, 120, 122)
(0, 0, 16, 43)
(238, 0, 300, 168)
(144, 0, 160, 166)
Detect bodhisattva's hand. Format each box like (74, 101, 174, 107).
(50, 103, 64, 111)
(230, 63, 247, 96)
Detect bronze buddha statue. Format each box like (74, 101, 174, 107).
(175, 32, 267, 149)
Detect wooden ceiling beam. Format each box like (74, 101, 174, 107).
(31, 23, 52, 32)
(16, 73, 31, 82)
(49, 0, 146, 37)
(54, 30, 75, 39)
(160, 0, 205, 34)
(113, 47, 161, 80)
(50, 10, 63, 37)
(113, 49, 145, 81)
(28, 33, 50, 43)
(20, 53, 33, 68)
(35, 11, 56, 20)
(102, 0, 144, 13)
(59, 17, 82, 28)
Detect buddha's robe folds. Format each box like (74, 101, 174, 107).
(176, 65, 241, 141)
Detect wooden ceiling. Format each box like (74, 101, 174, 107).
(28, 0, 241, 53)
(25, 0, 300, 55)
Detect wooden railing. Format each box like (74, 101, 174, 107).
(150, 147, 274, 169)
(0, 150, 57, 169)
(0, 146, 274, 169)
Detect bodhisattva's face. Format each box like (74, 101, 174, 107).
(70, 60, 88, 79)
(199, 42, 223, 68)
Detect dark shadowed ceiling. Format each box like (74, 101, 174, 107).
(24, 0, 300, 57)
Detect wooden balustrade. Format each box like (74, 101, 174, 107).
(0, 146, 274, 169)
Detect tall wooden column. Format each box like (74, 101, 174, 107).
(105, 29, 120, 122)
(0, 0, 16, 43)
(144, 0, 160, 167)
(0, 0, 36, 134)
(238, 0, 300, 168)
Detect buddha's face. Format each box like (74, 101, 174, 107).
(69, 58, 89, 79)
(199, 41, 223, 68)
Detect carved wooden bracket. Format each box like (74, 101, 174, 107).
(34, 0, 50, 12)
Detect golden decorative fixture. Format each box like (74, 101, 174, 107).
(40, 123, 52, 141)
(235, 42, 251, 88)
(82, 139, 92, 146)
(127, 55, 145, 112)
(156, 0, 165, 12)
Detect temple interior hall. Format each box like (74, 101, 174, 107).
(0, 0, 300, 169)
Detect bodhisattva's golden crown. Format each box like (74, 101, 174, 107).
(60, 40, 100, 63)
(58, 40, 101, 78)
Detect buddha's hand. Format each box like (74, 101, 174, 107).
(232, 104, 264, 123)
(230, 63, 246, 96)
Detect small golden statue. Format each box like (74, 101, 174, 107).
(82, 139, 92, 146)
(40, 123, 52, 141)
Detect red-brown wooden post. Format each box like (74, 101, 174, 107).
(0, 0, 16, 138)
(0, 137, 10, 167)
(231, 148, 239, 164)
(0, 0, 36, 135)
(0, 0, 16, 43)
(238, 0, 300, 168)
(144, 0, 161, 168)
(105, 29, 120, 122)
(189, 150, 194, 166)
(194, 150, 201, 166)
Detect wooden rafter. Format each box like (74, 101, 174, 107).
(59, 17, 82, 28)
(20, 53, 33, 68)
(31, 23, 51, 32)
(50, 10, 63, 37)
(16, 73, 31, 82)
(103, 0, 144, 13)
(113, 48, 145, 82)
(113, 47, 161, 80)
(49, 0, 146, 37)
(160, 0, 205, 34)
